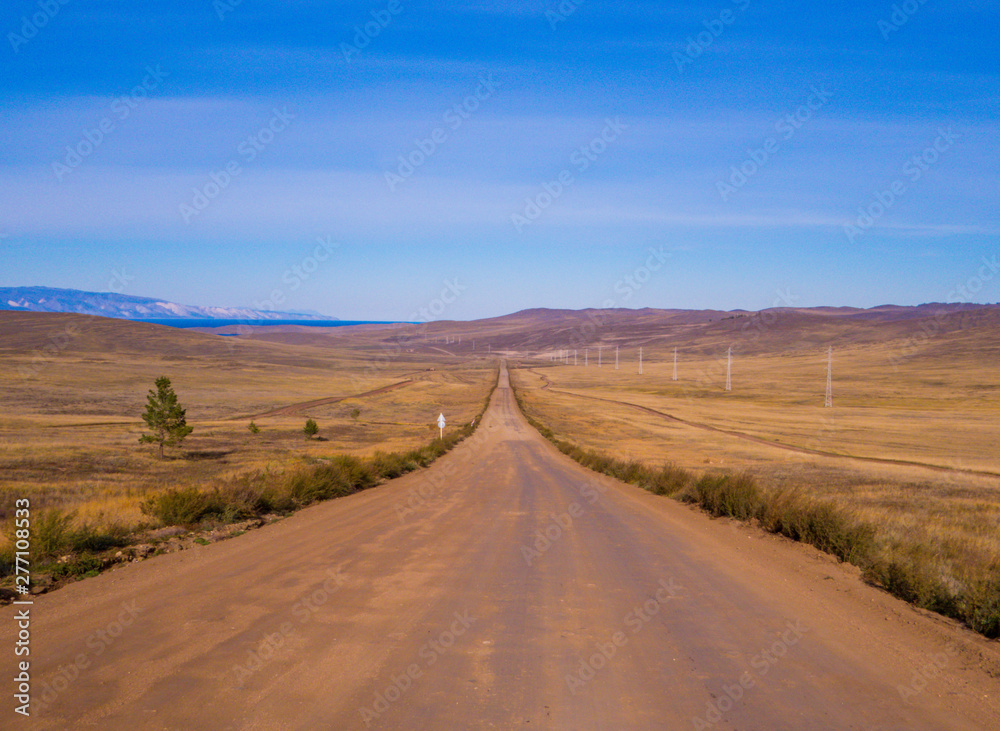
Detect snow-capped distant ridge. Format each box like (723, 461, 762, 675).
(0, 286, 336, 321)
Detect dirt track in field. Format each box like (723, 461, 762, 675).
(6, 362, 999, 729)
(527, 368, 1000, 479)
(242, 379, 413, 419)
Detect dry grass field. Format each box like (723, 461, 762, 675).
(0, 313, 496, 534)
(1, 304, 997, 628)
(503, 305, 1000, 626)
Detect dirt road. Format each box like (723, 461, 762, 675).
(6, 363, 998, 729)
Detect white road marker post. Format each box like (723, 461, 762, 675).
(437, 413, 446, 440)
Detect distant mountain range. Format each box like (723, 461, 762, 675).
(0, 286, 334, 321)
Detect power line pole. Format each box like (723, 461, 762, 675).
(639, 347, 643, 375)
(725, 347, 732, 392)
(825, 346, 833, 408)
(598, 346, 602, 368)
(574, 350, 578, 366)
(673, 347, 678, 381)
(585, 348, 588, 366)
(615, 346, 619, 370)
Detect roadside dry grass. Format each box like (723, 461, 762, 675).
(0, 314, 496, 566)
(509, 349, 1000, 637)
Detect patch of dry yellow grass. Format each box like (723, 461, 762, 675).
(0, 315, 496, 542)
(510, 343, 1000, 592)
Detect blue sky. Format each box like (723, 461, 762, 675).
(1, 0, 997, 320)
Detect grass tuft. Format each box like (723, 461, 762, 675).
(141, 487, 220, 527)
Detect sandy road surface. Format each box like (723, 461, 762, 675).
(4, 363, 998, 729)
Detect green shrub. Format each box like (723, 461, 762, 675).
(32, 508, 76, 558)
(757, 491, 875, 566)
(690, 473, 761, 520)
(799, 503, 875, 565)
(69, 523, 130, 554)
(284, 455, 378, 506)
(580, 451, 615, 475)
(863, 558, 961, 620)
(211, 474, 271, 518)
(965, 575, 1000, 638)
(609, 459, 646, 484)
(49, 553, 103, 580)
(141, 487, 221, 526)
(371, 451, 414, 480)
(646, 463, 693, 496)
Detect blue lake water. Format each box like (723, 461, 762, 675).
(135, 319, 402, 329)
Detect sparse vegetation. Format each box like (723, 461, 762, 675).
(303, 418, 319, 439)
(248, 421, 260, 434)
(681, 473, 762, 521)
(141, 487, 221, 526)
(0, 507, 129, 585)
(511, 370, 1000, 639)
(0, 363, 500, 592)
(139, 397, 491, 528)
(24, 508, 129, 559)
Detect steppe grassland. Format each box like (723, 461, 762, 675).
(0, 315, 496, 535)
(511, 341, 1000, 591)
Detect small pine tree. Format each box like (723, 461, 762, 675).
(248, 421, 260, 434)
(350, 408, 360, 421)
(139, 376, 193, 458)
(304, 418, 318, 439)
